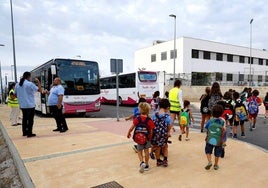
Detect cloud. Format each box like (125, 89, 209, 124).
(0, 0, 268, 81)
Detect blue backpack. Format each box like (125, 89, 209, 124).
(248, 97, 259, 115)
(133, 117, 150, 145)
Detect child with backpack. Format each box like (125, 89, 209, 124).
(204, 104, 226, 170)
(127, 102, 155, 173)
(151, 99, 172, 167)
(247, 89, 262, 131)
(233, 91, 248, 138)
(179, 100, 195, 141)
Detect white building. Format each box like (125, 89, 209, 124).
(135, 37, 268, 86)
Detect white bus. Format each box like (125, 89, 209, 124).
(100, 71, 159, 105)
(31, 58, 101, 115)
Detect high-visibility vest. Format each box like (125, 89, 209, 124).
(8, 89, 19, 107)
(169, 87, 181, 112)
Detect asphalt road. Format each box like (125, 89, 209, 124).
(86, 104, 268, 151)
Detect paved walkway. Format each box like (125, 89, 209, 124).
(0, 104, 268, 188)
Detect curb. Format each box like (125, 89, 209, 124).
(0, 121, 35, 188)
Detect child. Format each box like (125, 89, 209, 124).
(127, 102, 155, 173)
(150, 91, 160, 112)
(233, 91, 248, 138)
(204, 104, 226, 170)
(151, 99, 172, 167)
(179, 100, 194, 141)
(247, 89, 262, 131)
(263, 92, 268, 123)
(125, 97, 147, 153)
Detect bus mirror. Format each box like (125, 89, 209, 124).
(51, 65, 56, 75)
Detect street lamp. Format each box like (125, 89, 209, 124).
(10, 0, 17, 83)
(169, 14, 176, 83)
(0, 44, 4, 104)
(11, 65, 14, 80)
(249, 18, 253, 86)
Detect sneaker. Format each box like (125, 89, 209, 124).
(178, 135, 182, 141)
(213, 165, 219, 170)
(252, 125, 256, 130)
(162, 159, 168, 167)
(241, 133, 246, 138)
(144, 165, 150, 171)
(27, 134, 36, 138)
(139, 162, 146, 173)
(233, 134, 237, 139)
(249, 124, 253, 131)
(185, 138, 190, 141)
(201, 129, 204, 133)
(205, 161, 212, 170)
(150, 152, 155, 160)
(157, 160, 163, 166)
(132, 145, 138, 153)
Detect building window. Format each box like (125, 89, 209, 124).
(265, 75, 268, 82)
(266, 60, 268, 66)
(216, 73, 222, 81)
(258, 75, 263, 82)
(227, 54, 233, 62)
(161, 52, 167, 61)
(192, 49, 199, 58)
(259, 58, 263, 65)
(216, 53, 223, 61)
(151, 54, 156, 62)
(239, 56, 245, 63)
(239, 74, 244, 81)
(248, 57, 253, 64)
(227, 74, 233, 81)
(170, 49, 177, 59)
(203, 51, 210, 60)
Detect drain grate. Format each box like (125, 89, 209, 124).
(91, 181, 124, 188)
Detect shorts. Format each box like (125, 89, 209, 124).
(265, 105, 268, 111)
(248, 113, 258, 119)
(205, 143, 222, 157)
(137, 141, 151, 151)
(170, 110, 180, 115)
(233, 120, 245, 126)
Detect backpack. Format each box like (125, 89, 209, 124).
(248, 97, 259, 115)
(180, 109, 190, 126)
(133, 116, 150, 145)
(151, 113, 169, 146)
(208, 95, 221, 111)
(235, 101, 248, 121)
(206, 118, 224, 146)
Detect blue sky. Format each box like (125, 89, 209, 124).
(0, 0, 268, 81)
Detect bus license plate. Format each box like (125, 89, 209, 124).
(76, 109, 86, 113)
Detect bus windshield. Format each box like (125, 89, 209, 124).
(57, 60, 100, 95)
(138, 71, 157, 82)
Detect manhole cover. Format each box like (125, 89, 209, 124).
(91, 181, 124, 188)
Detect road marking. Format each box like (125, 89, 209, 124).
(23, 141, 133, 163)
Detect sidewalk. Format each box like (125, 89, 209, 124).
(0, 104, 268, 188)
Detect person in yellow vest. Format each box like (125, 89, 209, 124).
(8, 83, 21, 126)
(168, 79, 183, 132)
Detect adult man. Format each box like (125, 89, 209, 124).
(47, 77, 68, 133)
(15, 71, 42, 137)
(8, 83, 20, 126)
(168, 79, 183, 129)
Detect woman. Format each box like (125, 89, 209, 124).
(200, 87, 211, 132)
(15, 72, 42, 137)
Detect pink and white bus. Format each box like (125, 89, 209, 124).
(31, 58, 101, 115)
(100, 71, 159, 105)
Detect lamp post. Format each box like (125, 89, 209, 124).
(249, 18, 253, 86)
(0, 44, 4, 104)
(169, 14, 176, 84)
(10, 0, 17, 83)
(11, 65, 14, 80)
